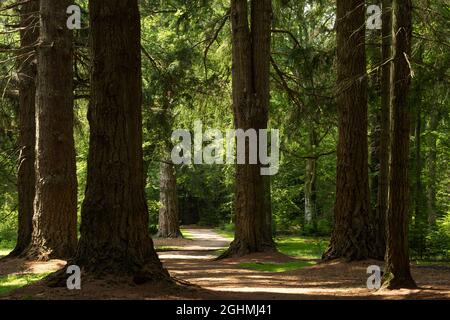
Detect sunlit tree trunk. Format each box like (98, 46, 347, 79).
(219, 0, 275, 258)
(157, 158, 181, 238)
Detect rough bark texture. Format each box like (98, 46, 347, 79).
(373, 0, 392, 260)
(25, 0, 77, 260)
(157, 160, 181, 238)
(382, 0, 417, 289)
(74, 0, 169, 281)
(219, 0, 275, 258)
(8, 0, 39, 258)
(323, 0, 372, 261)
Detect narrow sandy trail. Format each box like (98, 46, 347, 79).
(154, 227, 450, 299)
(154, 226, 231, 260)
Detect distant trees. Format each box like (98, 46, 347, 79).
(323, 0, 372, 261)
(25, 0, 78, 260)
(73, 0, 169, 280)
(219, 0, 275, 258)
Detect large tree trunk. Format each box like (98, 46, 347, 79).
(8, 0, 39, 258)
(373, 0, 393, 260)
(25, 0, 77, 260)
(157, 159, 181, 238)
(382, 0, 416, 289)
(74, 0, 169, 281)
(219, 0, 275, 258)
(323, 0, 372, 261)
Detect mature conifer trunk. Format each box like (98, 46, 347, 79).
(373, 0, 393, 260)
(323, 0, 372, 261)
(219, 0, 275, 258)
(382, 0, 417, 289)
(74, 0, 169, 281)
(25, 0, 77, 260)
(9, 0, 39, 258)
(157, 159, 181, 238)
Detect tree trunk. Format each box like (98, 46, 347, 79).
(304, 127, 317, 225)
(8, 0, 39, 258)
(426, 110, 439, 225)
(74, 0, 169, 281)
(25, 0, 78, 260)
(157, 159, 181, 238)
(382, 0, 417, 289)
(323, 0, 372, 261)
(373, 0, 393, 260)
(219, 0, 275, 258)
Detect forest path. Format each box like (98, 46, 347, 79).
(154, 226, 450, 300)
(153, 226, 231, 260)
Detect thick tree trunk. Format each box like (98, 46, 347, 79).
(25, 0, 78, 260)
(157, 160, 181, 238)
(219, 0, 275, 258)
(8, 0, 39, 258)
(382, 0, 417, 289)
(323, 0, 372, 261)
(74, 0, 169, 281)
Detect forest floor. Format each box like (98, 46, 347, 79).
(0, 226, 449, 299)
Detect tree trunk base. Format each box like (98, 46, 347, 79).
(322, 244, 369, 262)
(44, 260, 174, 288)
(381, 272, 418, 290)
(216, 239, 276, 260)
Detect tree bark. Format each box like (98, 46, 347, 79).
(304, 127, 317, 225)
(8, 0, 39, 258)
(219, 0, 275, 258)
(323, 0, 372, 261)
(74, 0, 169, 281)
(157, 159, 181, 238)
(373, 0, 392, 260)
(382, 0, 417, 289)
(25, 0, 78, 260)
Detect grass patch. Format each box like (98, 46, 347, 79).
(214, 228, 234, 240)
(0, 247, 12, 258)
(239, 260, 316, 272)
(0, 273, 50, 296)
(275, 236, 328, 259)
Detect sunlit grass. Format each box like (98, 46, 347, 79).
(239, 260, 317, 272)
(0, 273, 50, 296)
(275, 236, 328, 259)
(0, 247, 12, 258)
